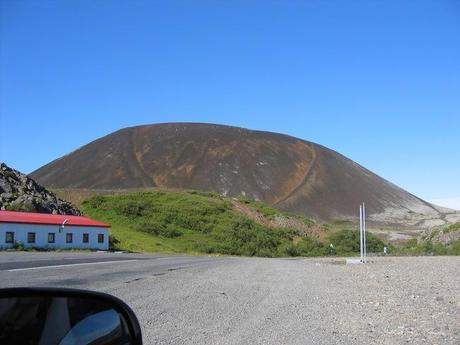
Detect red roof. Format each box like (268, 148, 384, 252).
(0, 211, 110, 228)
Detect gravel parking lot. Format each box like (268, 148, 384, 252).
(127, 256, 459, 345)
(1, 254, 458, 344)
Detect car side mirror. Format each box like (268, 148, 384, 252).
(0, 287, 142, 345)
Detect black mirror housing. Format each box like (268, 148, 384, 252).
(0, 287, 142, 345)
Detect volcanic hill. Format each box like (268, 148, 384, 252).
(30, 123, 459, 227)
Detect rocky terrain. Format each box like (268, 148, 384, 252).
(30, 123, 459, 227)
(0, 162, 81, 215)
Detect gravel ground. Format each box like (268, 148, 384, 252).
(110, 256, 459, 345)
(1, 254, 458, 344)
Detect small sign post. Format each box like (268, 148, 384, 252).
(359, 202, 367, 263)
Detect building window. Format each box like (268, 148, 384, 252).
(48, 233, 55, 243)
(66, 233, 73, 243)
(83, 233, 89, 243)
(5, 232, 14, 243)
(27, 232, 36, 244)
(98, 234, 104, 243)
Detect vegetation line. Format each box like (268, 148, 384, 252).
(81, 190, 389, 257)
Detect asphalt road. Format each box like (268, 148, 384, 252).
(0, 252, 225, 288)
(0, 251, 214, 270)
(0, 253, 458, 345)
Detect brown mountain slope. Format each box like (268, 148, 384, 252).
(30, 123, 459, 227)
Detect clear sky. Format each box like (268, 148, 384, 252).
(1, 0, 459, 209)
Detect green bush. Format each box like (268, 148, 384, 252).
(82, 195, 106, 208)
(115, 201, 148, 217)
(138, 221, 183, 238)
(333, 219, 353, 226)
(450, 239, 460, 255)
(327, 230, 385, 255)
(186, 190, 221, 198)
(214, 218, 283, 257)
(13, 241, 25, 251)
(397, 222, 460, 256)
(193, 243, 218, 254)
(296, 237, 327, 257)
(445, 222, 460, 232)
(399, 239, 424, 255)
(284, 244, 300, 257)
(399, 237, 460, 256)
(109, 235, 121, 250)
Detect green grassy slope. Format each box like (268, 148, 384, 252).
(80, 190, 386, 257)
(82, 190, 294, 256)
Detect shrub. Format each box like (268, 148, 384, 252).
(399, 237, 460, 256)
(328, 230, 360, 254)
(445, 222, 460, 233)
(138, 221, 183, 238)
(327, 230, 385, 255)
(82, 195, 106, 208)
(193, 243, 218, 254)
(333, 219, 353, 226)
(450, 239, 460, 255)
(186, 190, 221, 198)
(214, 218, 284, 257)
(284, 244, 300, 257)
(116, 201, 146, 217)
(13, 241, 25, 251)
(399, 239, 423, 255)
(296, 237, 327, 257)
(109, 235, 121, 250)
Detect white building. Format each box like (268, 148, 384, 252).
(0, 211, 110, 250)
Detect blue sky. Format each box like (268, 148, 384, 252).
(1, 0, 459, 209)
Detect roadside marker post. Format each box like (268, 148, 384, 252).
(346, 202, 368, 265)
(359, 202, 367, 263)
(363, 203, 367, 263)
(359, 204, 364, 263)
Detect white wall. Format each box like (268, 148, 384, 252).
(0, 223, 109, 250)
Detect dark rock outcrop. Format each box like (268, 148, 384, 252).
(0, 162, 81, 215)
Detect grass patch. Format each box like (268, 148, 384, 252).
(82, 190, 390, 257)
(445, 222, 460, 233)
(79, 189, 458, 257)
(82, 191, 295, 257)
(333, 219, 353, 226)
(237, 197, 278, 219)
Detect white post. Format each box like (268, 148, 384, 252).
(363, 203, 367, 263)
(360, 205, 362, 262)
